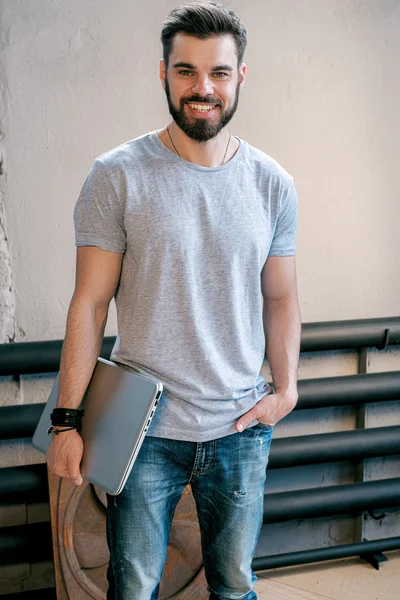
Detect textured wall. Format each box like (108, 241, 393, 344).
(0, 0, 399, 342)
(0, 0, 399, 592)
(0, 14, 15, 345)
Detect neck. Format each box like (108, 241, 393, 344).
(160, 122, 237, 168)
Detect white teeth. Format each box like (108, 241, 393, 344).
(188, 103, 215, 111)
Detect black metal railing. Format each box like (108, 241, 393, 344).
(252, 536, 400, 571)
(0, 316, 399, 582)
(1, 370, 400, 440)
(1, 317, 399, 376)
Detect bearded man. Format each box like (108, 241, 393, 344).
(46, 2, 301, 599)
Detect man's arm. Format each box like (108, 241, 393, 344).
(46, 246, 123, 483)
(57, 246, 123, 409)
(236, 255, 301, 431)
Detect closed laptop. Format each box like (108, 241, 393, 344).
(32, 357, 163, 495)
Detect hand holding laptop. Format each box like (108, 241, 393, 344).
(46, 429, 84, 486)
(33, 358, 163, 495)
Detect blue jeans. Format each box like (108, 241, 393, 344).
(106, 423, 273, 600)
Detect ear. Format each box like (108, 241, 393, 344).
(239, 63, 247, 87)
(160, 59, 166, 90)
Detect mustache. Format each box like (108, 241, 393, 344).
(182, 96, 221, 106)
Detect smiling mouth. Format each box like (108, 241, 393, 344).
(187, 102, 219, 113)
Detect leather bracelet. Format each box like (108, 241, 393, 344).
(52, 408, 83, 415)
(50, 408, 84, 428)
(51, 408, 84, 418)
(47, 426, 77, 435)
(51, 415, 82, 426)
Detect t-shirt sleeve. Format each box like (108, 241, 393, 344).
(269, 176, 298, 257)
(73, 159, 127, 254)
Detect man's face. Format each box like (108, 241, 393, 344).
(160, 34, 246, 142)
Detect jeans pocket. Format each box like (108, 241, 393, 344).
(256, 421, 273, 431)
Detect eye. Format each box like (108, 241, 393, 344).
(178, 70, 194, 76)
(212, 72, 230, 79)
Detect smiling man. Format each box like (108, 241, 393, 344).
(162, 33, 242, 145)
(46, 2, 301, 599)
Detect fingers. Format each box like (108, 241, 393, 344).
(71, 473, 83, 486)
(48, 457, 82, 485)
(46, 438, 83, 485)
(236, 392, 297, 432)
(236, 395, 274, 432)
(236, 408, 258, 432)
(68, 450, 83, 485)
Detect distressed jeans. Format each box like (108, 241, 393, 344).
(106, 423, 273, 600)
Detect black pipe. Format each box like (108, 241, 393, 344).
(268, 425, 400, 469)
(0, 463, 49, 505)
(300, 317, 400, 352)
(3, 425, 400, 504)
(1, 317, 399, 376)
(4, 477, 396, 549)
(0, 522, 53, 565)
(252, 536, 400, 571)
(0, 403, 46, 440)
(263, 478, 400, 524)
(1, 370, 400, 440)
(296, 371, 400, 409)
(1, 481, 399, 566)
(0, 337, 114, 376)
(2, 427, 400, 505)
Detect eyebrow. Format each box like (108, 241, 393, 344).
(172, 62, 234, 72)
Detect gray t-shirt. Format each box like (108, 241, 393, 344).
(74, 131, 298, 442)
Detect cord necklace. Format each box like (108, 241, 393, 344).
(166, 127, 231, 166)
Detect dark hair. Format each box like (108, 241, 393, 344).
(161, 1, 247, 69)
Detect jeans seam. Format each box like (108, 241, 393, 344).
(188, 441, 203, 484)
(195, 439, 217, 475)
(189, 439, 217, 479)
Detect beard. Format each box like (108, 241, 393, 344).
(164, 76, 240, 142)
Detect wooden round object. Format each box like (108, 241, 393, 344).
(48, 472, 208, 599)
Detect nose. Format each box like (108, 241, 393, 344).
(192, 74, 214, 97)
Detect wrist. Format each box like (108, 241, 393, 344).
(275, 386, 298, 401)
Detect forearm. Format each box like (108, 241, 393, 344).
(263, 294, 301, 399)
(56, 294, 109, 409)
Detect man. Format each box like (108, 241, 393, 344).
(46, 2, 301, 599)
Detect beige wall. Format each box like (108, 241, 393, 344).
(0, 0, 399, 590)
(1, 0, 400, 343)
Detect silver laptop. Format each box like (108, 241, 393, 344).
(32, 357, 163, 495)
